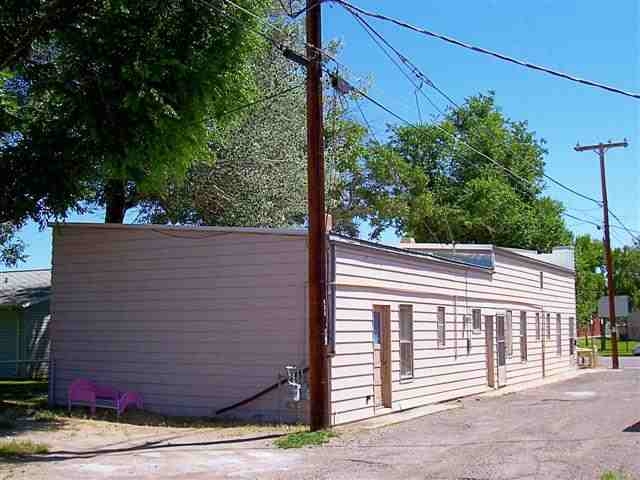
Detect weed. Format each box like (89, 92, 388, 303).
(274, 430, 337, 449)
(0, 439, 49, 457)
(601, 470, 631, 480)
(33, 410, 57, 422)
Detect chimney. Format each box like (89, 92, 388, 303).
(400, 237, 416, 244)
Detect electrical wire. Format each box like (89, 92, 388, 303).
(331, 0, 640, 100)
(608, 209, 640, 242)
(343, 4, 457, 111)
(221, 82, 304, 117)
(200, 0, 639, 240)
(340, 4, 605, 207)
(349, 10, 446, 117)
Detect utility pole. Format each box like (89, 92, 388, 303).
(574, 140, 628, 370)
(306, 0, 329, 430)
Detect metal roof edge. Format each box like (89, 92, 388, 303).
(48, 222, 308, 237)
(329, 234, 493, 272)
(494, 246, 575, 274)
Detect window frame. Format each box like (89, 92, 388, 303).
(535, 312, 541, 341)
(437, 306, 446, 347)
(546, 313, 551, 340)
(506, 310, 513, 358)
(556, 313, 562, 356)
(399, 304, 414, 379)
(569, 316, 576, 355)
(472, 308, 482, 333)
(520, 311, 528, 362)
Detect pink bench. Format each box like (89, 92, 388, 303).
(68, 378, 143, 417)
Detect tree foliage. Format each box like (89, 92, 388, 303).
(574, 234, 605, 326)
(358, 93, 572, 250)
(137, 30, 308, 228)
(1, 0, 269, 226)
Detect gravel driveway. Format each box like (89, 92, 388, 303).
(4, 368, 640, 480)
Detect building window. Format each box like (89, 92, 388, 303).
(546, 313, 551, 340)
(535, 312, 541, 341)
(372, 310, 381, 345)
(520, 311, 528, 362)
(556, 313, 562, 355)
(506, 310, 513, 357)
(437, 306, 445, 347)
(399, 305, 414, 379)
(569, 317, 575, 355)
(472, 309, 481, 332)
(539, 271, 544, 289)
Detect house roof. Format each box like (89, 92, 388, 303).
(400, 242, 575, 274)
(330, 234, 493, 272)
(0, 269, 51, 307)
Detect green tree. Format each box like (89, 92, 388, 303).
(1, 0, 268, 226)
(613, 244, 640, 310)
(360, 93, 572, 250)
(574, 234, 605, 327)
(0, 223, 26, 267)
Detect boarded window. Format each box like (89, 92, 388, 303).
(437, 307, 445, 347)
(569, 317, 575, 355)
(546, 313, 551, 340)
(472, 309, 481, 331)
(520, 311, 528, 361)
(399, 305, 414, 378)
(556, 313, 562, 355)
(506, 310, 513, 357)
(535, 312, 541, 341)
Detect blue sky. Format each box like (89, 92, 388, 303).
(5, 0, 639, 271)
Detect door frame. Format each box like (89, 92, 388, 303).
(373, 305, 392, 409)
(485, 315, 495, 388)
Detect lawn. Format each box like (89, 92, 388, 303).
(577, 338, 639, 357)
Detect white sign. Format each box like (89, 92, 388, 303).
(598, 295, 630, 318)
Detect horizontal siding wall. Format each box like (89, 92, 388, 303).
(51, 226, 308, 422)
(330, 243, 576, 425)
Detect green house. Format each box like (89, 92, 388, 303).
(0, 270, 51, 378)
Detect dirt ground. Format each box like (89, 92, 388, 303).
(0, 417, 303, 479)
(2, 364, 640, 479)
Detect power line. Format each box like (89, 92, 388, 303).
(341, 4, 459, 110)
(203, 0, 640, 241)
(347, 8, 447, 117)
(331, 0, 640, 100)
(338, 4, 604, 207)
(608, 209, 640, 242)
(221, 82, 304, 117)
(329, 74, 619, 234)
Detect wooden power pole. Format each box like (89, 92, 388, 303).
(306, 0, 329, 430)
(574, 140, 628, 370)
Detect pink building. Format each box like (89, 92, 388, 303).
(50, 224, 577, 425)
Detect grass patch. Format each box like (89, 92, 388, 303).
(0, 439, 49, 457)
(33, 409, 57, 422)
(274, 430, 337, 449)
(601, 470, 632, 480)
(0, 380, 48, 409)
(577, 338, 639, 357)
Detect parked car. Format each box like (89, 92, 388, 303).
(633, 345, 640, 356)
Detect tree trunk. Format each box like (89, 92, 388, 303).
(104, 178, 127, 223)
